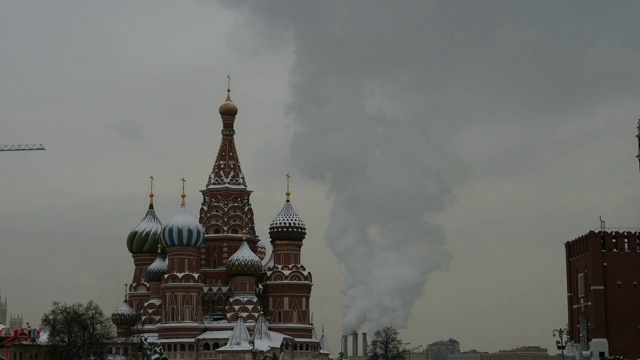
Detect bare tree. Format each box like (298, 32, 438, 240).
(367, 326, 406, 360)
(40, 301, 114, 360)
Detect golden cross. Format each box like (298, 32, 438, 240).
(150, 175, 154, 193)
(227, 75, 231, 91)
(181, 178, 186, 205)
(285, 173, 291, 201)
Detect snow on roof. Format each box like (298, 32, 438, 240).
(196, 330, 233, 340)
(218, 316, 251, 351)
(252, 313, 273, 351)
(320, 334, 335, 358)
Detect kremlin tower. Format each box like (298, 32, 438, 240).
(110, 83, 333, 360)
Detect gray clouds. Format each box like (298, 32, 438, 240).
(3, 0, 640, 353)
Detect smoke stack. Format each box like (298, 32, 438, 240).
(362, 332, 368, 356)
(342, 334, 349, 360)
(352, 332, 358, 356)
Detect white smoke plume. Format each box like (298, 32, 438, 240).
(228, 1, 464, 332)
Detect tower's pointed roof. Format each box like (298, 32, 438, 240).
(252, 313, 273, 351)
(207, 82, 246, 189)
(225, 316, 251, 349)
(320, 333, 335, 359)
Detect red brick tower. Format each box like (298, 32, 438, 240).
(198, 83, 261, 319)
(263, 177, 314, 338)
(158, 182, 206, 339)
(565, 230, 640, 358)
(225, 228, 263, 322)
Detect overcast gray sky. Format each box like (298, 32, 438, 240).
(2, 0, 640, 353)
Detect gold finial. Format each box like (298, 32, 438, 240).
(149, 175, 155, 204)
(181, 178, 186, 205)
(285, 173, 291, 201)
(226, 75, 232, 102)
(157, 243, 162, 254)
(123, 283, 128, 302)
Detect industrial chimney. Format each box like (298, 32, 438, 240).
(362, 332, 368, 356)
(352, 332, 359, 356)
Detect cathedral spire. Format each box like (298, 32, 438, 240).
(206, 85, 246, 188)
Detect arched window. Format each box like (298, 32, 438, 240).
(204, 342, 211, 351)
(188, 344, 194, 351)
(214, 228, 221, 234)
(180, 344, 186, 351)
(213, 342, 220, 350)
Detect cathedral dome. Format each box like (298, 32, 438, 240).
(126, 192, 163, 254)
(219, 89, 238, 117)
(145, 245, 167, 282)
(161, 188, 205, 248)
(256, 239, 267, 261)
(269, 194, 306, 242)
(226, 239, 262, 276)
(111, 298, 141, 327)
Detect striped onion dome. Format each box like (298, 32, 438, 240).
(111, 299, 141, 326)
(126, 193, 163, 254)
(145, 245, 167, 282)
(226, 240, 262, 276)
(269, 196, 306, 242)
(161, 203, 204, 248)
(256, 239, 267, 261)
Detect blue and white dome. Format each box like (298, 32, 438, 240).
(161, 193, 204, 248)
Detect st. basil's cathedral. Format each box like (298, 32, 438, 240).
(110, 86, 334, 360)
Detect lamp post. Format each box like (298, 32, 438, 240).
(552, 327, 568, 360)
(341, 331, 357, 360)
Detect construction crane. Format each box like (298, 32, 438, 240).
(0, 144, 45, 152)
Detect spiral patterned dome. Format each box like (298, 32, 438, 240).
(145, 250, 167, 282)
(256, 239, 267, 261)
(226, 240, 262, 276)
(269, 200, 306, 242)
(162, 203, 205, 248)
(111, 300, 141, 326)
(126, 197, 163, 254)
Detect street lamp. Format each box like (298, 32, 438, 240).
(552, 327, 568, 360)
(341, 331, 357, 360)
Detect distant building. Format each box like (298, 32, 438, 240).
(565, 230, 640, 359)
(9, 315, 22, 330)
(0, 290, 6, 325)
(449, 346, 557, 360)
(426, 339, 460, 360)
